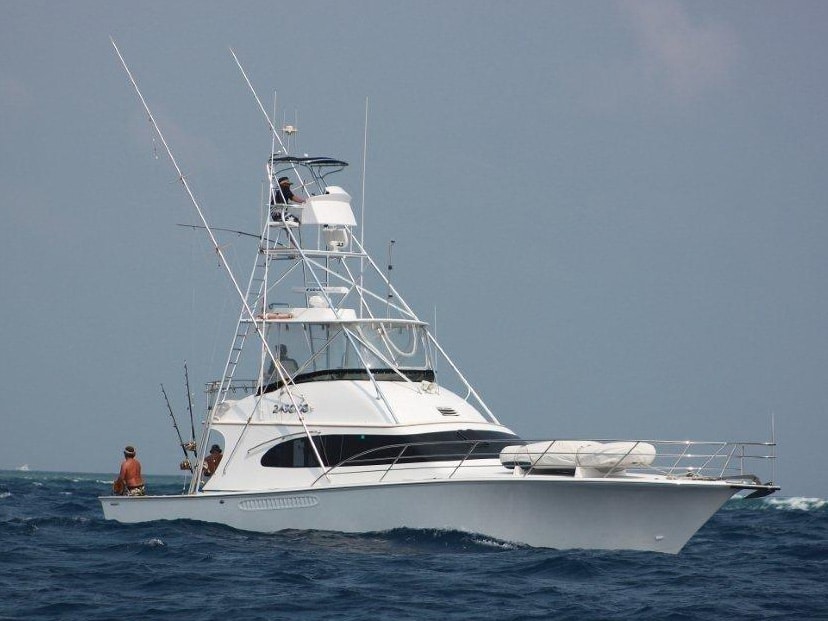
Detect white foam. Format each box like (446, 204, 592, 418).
(471, 537, 518, 550)
(145, 538, 166, 547)
(0, 492, 11, 499)
(765, 497, 827, 511)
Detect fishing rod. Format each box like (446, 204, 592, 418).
(184, 362, 198, 459)
(161, 383, 193, 472)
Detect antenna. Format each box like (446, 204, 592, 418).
(282, 122, 298, 155)
(433, 305, 438, 380)
(386, 239, 395, 317)
(360, 97, 368, 319)
(271, 92, 278, 154)
(771, 411, 776, 485)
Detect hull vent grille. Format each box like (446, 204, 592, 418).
(238, 495, 319, 511)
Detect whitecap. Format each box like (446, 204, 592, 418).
(145, 538, 166, 547)
(0, 492, 11, 499)
(471, 537, 517, 550)
(765, 497, 827, 511)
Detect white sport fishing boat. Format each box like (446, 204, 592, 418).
(100, 45, 778, 553)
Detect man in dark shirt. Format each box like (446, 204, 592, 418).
(272, 176, 305, 205)
(271, 176, 305, 224)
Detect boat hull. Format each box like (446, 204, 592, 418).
(100, 477, 738, 553)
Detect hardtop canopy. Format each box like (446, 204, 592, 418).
(268, 155, 349, 189)
(268, 155, 349, 167)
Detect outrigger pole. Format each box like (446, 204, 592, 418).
(229, 47, 306, 190)
(110, 39, 328, 490)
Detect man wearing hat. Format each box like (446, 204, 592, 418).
(113, 445, 146, 496)
(202, 444, 223, 479)
(271, 176, 306, 206)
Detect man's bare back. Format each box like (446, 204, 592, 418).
(119, 457, 144, 488)
(115, 446, 145, 494)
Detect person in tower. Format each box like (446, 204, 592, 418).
(270, 176, 305, 225)
(271, 176, 306, 205)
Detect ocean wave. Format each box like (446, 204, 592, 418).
(468, 536, 519, 550)
(763, 497, 827, 511)
(0, 491, 11, 499)
(3, 515, 93, 528)
(725, 496, 827, 512)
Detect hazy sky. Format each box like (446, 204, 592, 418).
(2, 1, 826, 498)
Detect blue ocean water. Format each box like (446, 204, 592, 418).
(0, 471, 825, 621)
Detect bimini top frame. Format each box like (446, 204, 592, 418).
(267, 155, 348, 203)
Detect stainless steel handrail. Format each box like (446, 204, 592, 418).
(308, 438, 777, 487)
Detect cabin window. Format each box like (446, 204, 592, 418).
(260, 430, 519, 468)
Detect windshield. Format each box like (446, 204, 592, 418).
(264, 321, 431, 384)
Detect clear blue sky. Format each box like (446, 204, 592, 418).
(2, 1, 826, 498)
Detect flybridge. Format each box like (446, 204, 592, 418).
(216, 138, 496, 426)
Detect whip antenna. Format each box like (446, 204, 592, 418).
(386, 240, 395, 317)
(359, 97, 369, 318)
